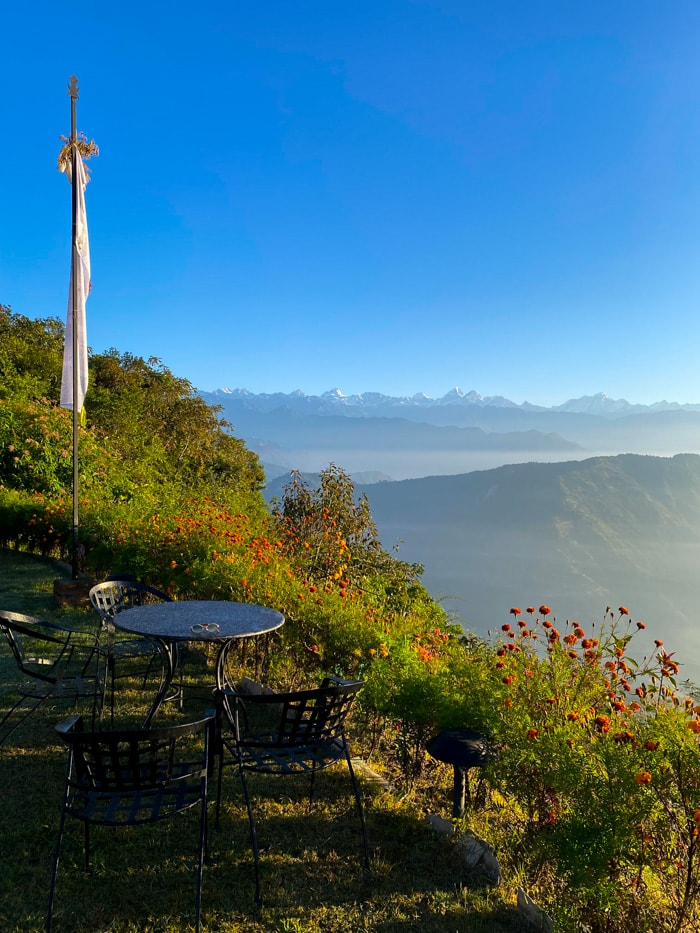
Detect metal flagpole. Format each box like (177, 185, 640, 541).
(68, 76, 80, 580)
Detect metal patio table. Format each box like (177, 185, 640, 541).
(112, 600, 284, 725)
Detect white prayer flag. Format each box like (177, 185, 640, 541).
(60, 152, 91, 412)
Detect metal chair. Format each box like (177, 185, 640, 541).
(47, 713, 214, 932)
(88, 580, 172, 718)
(216, 676, 370, 905)
(0, 611, 103, 746)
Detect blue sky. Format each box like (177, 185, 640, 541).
(3, 1, 700, 406)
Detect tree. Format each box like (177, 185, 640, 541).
(274, 463, 430, 612)
(86, 350, 265, 498)
(0, 305, 64, 401)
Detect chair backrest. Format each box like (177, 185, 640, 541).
(0, 611, 78, 683)
(235, 677, 364, 750)
(57, 714, 214, 797)
(89, 580, 172, 626)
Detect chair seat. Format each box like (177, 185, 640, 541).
(17, 673, 102, 701)
(232, 734, 346, 774)
(66, 765, 207, 825)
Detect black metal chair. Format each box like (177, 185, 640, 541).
(216, 676, 370, 905)
(47, 713, 214, 933)
(88, 580, 173, 718)
(0, 611, 103, 746)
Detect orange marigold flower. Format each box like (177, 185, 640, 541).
(539, 605, 552, 616)
(595, 715, 610, 733)
(526, 607, 535, 614)
(644, 739, 660, 751)
(634, 771, 652, 785)
(654, 639, 664, 648)
(502, 623, 512, 632)
(504, 698, 513, 708)
(688, 720, 700, 735)
(567, 712, 580, 721)
(693, 809, 700, 824)
(503, 676, 514, 685)
(636, 621, 646, 629)
(619, 606, 629, 615)
(170, 559, 177, 569)
(526, 728, 539, 740)
(509, 607, 522, 615)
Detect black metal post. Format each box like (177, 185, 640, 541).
(68, 76, 79, 579)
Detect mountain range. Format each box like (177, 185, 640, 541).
(201, 388, 700, 480)
(207, 387, 700, 416)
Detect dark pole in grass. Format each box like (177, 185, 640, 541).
(58, 76, 95, 582)
(69, 76, 79, 580)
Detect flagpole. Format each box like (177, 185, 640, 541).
(68, 75, 80, 580)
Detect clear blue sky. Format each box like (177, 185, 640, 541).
(3, 1, 700, 406)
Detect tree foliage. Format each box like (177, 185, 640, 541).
(273, 463, 431, 613)
(0, 306, 264, 507)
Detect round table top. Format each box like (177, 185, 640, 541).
(112, 600, 285, 642)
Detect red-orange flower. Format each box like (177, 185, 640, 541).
(509, 607, 522, 616)
(539, 605, 552, 616)
(636, 621, 646, 630)
(526, 728, 539, 740)
(526, 607, 535, 614)
(644, 740, 660, 751)
(688, 720, 700, 735)
(634, 771, 652, 785)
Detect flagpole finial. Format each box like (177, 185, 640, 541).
(68, 76, 79, 100)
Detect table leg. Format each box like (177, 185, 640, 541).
(142, 639, 176, 727)
(215, 638, 237, 693)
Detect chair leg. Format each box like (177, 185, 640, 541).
(345, 749, 370, 870)
(0, 694, 49, 747)
(239, 768, 262, 906)
(196, 788, 208, 933)
(84, 823, 91, 872)
(46, 799, 70, 931)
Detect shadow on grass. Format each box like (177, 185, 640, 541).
(1, 738, 526, 932)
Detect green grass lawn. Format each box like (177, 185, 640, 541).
(0, 549, 529, 932)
